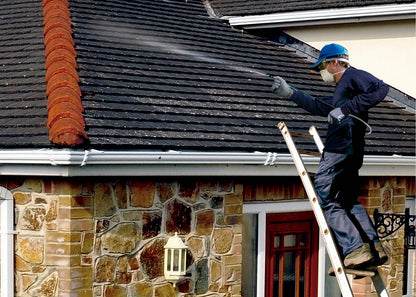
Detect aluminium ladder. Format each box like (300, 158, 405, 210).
(278, 122, 389, 297)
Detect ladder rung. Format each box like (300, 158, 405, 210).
(298, 150, 322, 157)
(290, 132, 314, 139)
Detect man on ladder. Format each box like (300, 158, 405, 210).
(271, 43, 389, 271)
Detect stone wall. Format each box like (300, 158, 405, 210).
(10, 178, 94, 297)
(352, 177, 415, 297)
(1, 175, 414, 297)
(5, 177, 243, 297)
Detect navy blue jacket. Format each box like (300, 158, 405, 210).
(290, 67, 389, 162)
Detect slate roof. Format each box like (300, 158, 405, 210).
(208, 0, 416, 17)
(0, 0, 50, 146)
(0, 0, 415, 156)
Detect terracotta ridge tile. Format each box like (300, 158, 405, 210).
(46, 73, 81, 96)
(45, 57, 78, 77)
(43, 0, 88, 147)
(48, 103, 85, 128)
(45, 39, 77, 62)
(45, 48, 77, 69)
(47, 87, 83, 111)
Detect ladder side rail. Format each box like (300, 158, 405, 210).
(278, 122, 354, 297)
(309, 125, 324, 154)
(372, 270, 389, 297)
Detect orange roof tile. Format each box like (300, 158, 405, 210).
(45, 48, 77, 69)
(43, 17, 72, 36)
(45, 39, 77, 62)
(45, 60, 79, 82)
(43, 0, 88, 147)
(47, 87, 83, 112)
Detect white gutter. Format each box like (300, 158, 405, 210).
(0, 187, 14, 297)
(0, 149, 414, 177)
(228, 3, 416, 29)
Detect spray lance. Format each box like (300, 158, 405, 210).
(265, 74, 372, 135)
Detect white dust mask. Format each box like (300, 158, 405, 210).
(320, 68, 345, 83)
(319, 58, 348, 82)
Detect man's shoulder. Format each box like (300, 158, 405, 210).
(345, 67, 369, 76)
(343, 67, 380, 83)
(347, 66, 379, 77)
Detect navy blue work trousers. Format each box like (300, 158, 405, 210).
(314, 152, 378, 256)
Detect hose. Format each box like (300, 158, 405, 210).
(310, 96, 372, 135)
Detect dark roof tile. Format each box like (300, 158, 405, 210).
(0, 0, 414, 156)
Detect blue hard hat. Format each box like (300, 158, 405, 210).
(311, 43, 349, 71)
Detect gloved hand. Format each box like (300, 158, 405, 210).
(271, 76, 293, 98)
(327, 108, 345, 124)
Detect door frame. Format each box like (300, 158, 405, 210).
(244, 201, 328, 297)
(265, 212, 319, 297)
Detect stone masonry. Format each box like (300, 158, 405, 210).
(6, 177, 242, 297)
(0, 175, 414, 297)
(352, 177, 413, 297)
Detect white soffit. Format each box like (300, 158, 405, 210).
(228, 3, 416, 29)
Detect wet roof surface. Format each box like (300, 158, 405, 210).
(0, 0, 414, 155)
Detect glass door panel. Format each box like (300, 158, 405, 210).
(266, 212, 319, 297)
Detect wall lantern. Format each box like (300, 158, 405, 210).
(374, 208, 416, 295)
(164, 232, 187, 287)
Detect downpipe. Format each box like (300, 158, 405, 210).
(1, 187, 14, 297)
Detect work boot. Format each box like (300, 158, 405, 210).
(374, 241, 388, 266)
(344, 243, 374, 270)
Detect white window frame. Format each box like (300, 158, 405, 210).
(243, 200, 328, 297)
(0, 187, 14, 297)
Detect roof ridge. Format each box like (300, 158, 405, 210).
(43, 0, 88, 147)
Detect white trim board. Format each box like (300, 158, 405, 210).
(228, 3, 416, 29)
(0, 149, 413, 177)
(243, 201, 329, 297)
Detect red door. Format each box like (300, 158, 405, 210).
(266, 212, 319, 297)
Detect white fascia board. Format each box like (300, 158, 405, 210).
(228, 3, 416, 29)
(0, 149, 413, 177)
(0, 149, 306, 176)
(0, 149, 283, 165)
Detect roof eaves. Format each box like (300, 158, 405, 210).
(43, 0, 88, 147)
(228, 3, 416, 29)
(386, 86, 416, 112)
(0, 149, 414, 177)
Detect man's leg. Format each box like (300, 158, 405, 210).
(349, 204, 378, 240)
(314, 152, 374, 269)
(339, 168, 379, 242)
(348, 203, 388, 266)
(340, 164, 387, 264)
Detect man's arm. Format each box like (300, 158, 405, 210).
(290, 89, 333, 117)
(271, 76, 332, 116)
(340, 73, 389, 116)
